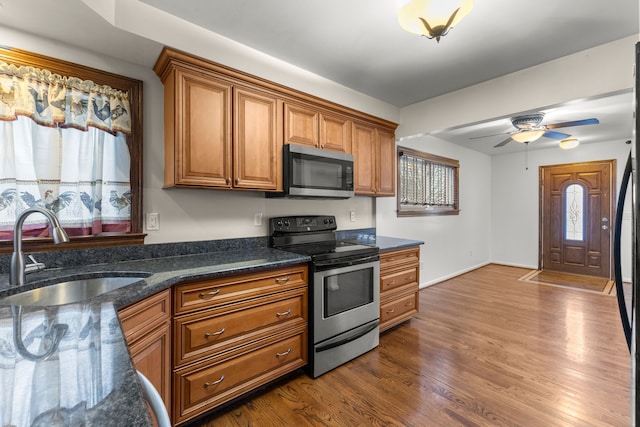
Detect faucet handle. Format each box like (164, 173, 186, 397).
(24, 254, 46, 274)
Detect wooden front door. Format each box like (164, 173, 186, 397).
(540, 160, 615, 278)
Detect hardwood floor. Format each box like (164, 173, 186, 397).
(193, 264, 631, 427)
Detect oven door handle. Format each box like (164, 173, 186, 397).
(313, 254, 379, 269)
(315, 320, 379, 353)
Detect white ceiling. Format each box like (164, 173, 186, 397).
(0, 0, 637, 154)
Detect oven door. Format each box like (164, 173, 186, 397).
(312, 258, 380, 343)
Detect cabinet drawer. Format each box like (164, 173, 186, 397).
(380, 292, 418, 330)
(175, 290, 307, 366)
(380, 247, 420, 272)
(119, 289, 171, 343)
(174, 330, 306, 424)
(381, 266, 418, 293)
(175, 265, 307, 314)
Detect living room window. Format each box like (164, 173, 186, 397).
(397, 146, 460, 216)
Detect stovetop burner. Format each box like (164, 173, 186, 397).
(269, 215, 378, 262)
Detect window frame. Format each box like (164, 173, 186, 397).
(396, 146, 460, 217)
(0, 47, 144, 253)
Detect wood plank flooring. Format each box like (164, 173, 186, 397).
(193, 264, 631, 427)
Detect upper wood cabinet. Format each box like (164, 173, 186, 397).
(352, 122, 396, 196)
(154, 47, 396, 195)
(284, 103, 351, 153)
(233, 86, 282, 190)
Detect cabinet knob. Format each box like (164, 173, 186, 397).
(225, 178, 231, 185)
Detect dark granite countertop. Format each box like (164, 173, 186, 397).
(0, 230, 415, 425)
(0, 242, 309, 427)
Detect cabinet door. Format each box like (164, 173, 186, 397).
(352, 122, 377, 195)
(233, 87, 282, 191)
(376, 128, 396, 196)
(320, 113, 351, 153)
(129, 322, 172, 419)
(173, 69, 232, 188)
(284, 103, 318, 148)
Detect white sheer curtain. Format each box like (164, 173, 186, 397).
(0, 61, 132, 239)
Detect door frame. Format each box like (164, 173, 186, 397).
(538, 159, 617, 278)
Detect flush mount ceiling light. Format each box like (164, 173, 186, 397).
(559, 138, 580, 150)
(396, 0, 473, 43)
(511, 129, 545, 143)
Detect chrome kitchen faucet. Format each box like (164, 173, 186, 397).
(10, 207, 70, 286)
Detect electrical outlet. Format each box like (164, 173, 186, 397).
(254, 212, 263, 226)
(146, 213, 159, 231)
(350, 211, 356, 222)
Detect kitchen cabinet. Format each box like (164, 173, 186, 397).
(379, 247, 420, 332)
(352, 122, 396, 196)
(172, 264, 308, 425)
(119, 289, 172, 424)
(156, 59, 282, 191)
(284, 102, 351, 153)
(155, 47, 397, 196)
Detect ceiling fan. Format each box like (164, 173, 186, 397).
(471, 113, 599, 148)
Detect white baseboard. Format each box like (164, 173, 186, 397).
(419, 261, 491, 289)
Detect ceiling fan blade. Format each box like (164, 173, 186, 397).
(494, 137, 512, 148)
(545, 118, 599, 129)
(543, 130, 571, 140)
(468, 131, 513, 140)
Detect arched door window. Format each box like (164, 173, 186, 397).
(565, 183, 584, 241)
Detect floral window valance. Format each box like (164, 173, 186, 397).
(0, 61, 131, 134)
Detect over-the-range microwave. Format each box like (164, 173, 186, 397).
(267, 144, 354, 199)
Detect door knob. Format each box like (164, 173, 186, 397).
(602, 217, 609, 223)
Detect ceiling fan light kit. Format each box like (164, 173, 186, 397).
(559, 138, 580, 150)
(396, 0, 473, 43)
(511, 129, 545, 143)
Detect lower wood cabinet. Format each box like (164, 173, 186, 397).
(379, 246, 420, 332)
(118, 289, 172, 425)
(172, 264, 308, 425)
(118, 263, 308, 426)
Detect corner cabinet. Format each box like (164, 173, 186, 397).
(118, 289, 172, 425)
(154, 47, 397, 196)
(352, 122, 396, 196)
(379, 246, 420, 332)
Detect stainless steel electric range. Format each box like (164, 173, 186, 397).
(269, 215, 380, 378)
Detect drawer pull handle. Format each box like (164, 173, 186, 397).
(388, 280, 395, 285)
(275, 276, 291, 284)
(204, 328, 226, 338)
(204, 375, 225, 388)
(276, 309, 292, 317)
(386, 308, 395, 314)
(404, 302, 413, 307)
(199, 289, 221, 299)
(276, 348, 292, 358)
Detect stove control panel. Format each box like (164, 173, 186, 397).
(270, 215, 336, 234)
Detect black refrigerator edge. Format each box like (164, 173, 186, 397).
(614, 41, 640, 426)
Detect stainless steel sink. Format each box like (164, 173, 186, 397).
(0, 275, 148, 306)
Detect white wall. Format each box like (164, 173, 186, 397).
(0, 25, 390, 244)
(491, 140, 633, 280)
(379, 35, 638, 286)
(376, 136, 492, 286)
